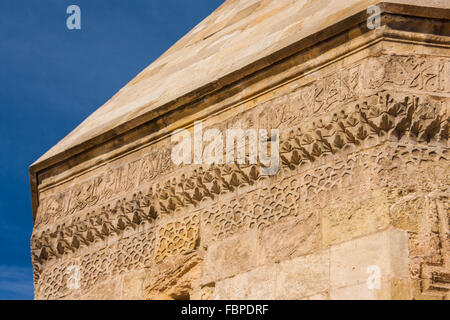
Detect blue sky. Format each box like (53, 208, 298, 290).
(0, 0, 224, 300)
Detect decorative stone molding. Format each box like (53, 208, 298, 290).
(30, 1, 450, 300)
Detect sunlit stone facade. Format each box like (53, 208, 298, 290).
(30, 0, 450, 299)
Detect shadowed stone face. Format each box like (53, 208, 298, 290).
(30, 0, 450, 300)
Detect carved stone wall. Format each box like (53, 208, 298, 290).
(30, 2, 450, 300)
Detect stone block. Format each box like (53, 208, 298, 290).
(224, 265, 277, 300)
(202, 231, 258, 284)
(212, 279, 232, 300)
(322, 190, 390, 246)
(82, 278, 122, 300)
(121, 270, 146, 300)
(145, 254, 202, 300)
(389, 195, 426, 233)
(258, 213, 320, 265)
(275, 250, 330, 299)
(330, 282, 391, 300)
(330, 229, 409, 298)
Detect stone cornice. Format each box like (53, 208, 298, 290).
(29, 3, 450, 222)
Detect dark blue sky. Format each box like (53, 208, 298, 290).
(0, 0, 224, 300)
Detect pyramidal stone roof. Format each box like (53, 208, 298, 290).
(33, 0, 449, 167)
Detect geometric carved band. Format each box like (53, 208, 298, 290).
(32, 92, 449, 277)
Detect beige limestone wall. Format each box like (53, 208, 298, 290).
(30, 15, 450, 300)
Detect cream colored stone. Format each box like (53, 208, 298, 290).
(191, 285, 215, 300)
(330, 282, 391, 300)
(212, 278, 232, 300)
(322, 190, 390, 246)
(121, 270, 146, 300)
(202, 231, 258, 284)
(258, 213, 320, 265)
(307, 292, 330, 300)
(82, 278, 122, 300)
(275, 250, 330, 300)
(391, 278, 413, 300)
(330, 229, 409, 291)
(224, 265, 277, 300)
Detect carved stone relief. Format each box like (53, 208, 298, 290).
(32, 52, 450, 300)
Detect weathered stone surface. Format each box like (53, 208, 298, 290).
(145, 254, 203, 300)
(258, 213, 320, 264)
(212, 278, 232, 300)
(210, 265, 277, 300)
(155, 214, 200, 263)
(276, 250, 330, 300)
(29, 0, 450, 300)
(390, 195, 426, 233)
(330, 282, 391, 300)
(305, 292, 330, 300)
(330, 229, 410, 295)
(191, 285, 215, 300)
(121, 270, 146, 300)
(322, 190, 390, 246)
(81, 278, 122, 300)
(202, 231, 258, 285)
